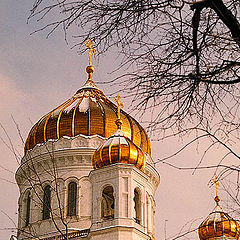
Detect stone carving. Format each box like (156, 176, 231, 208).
(75, 155, 83, 163)
(58, 157, 65, 165)
(22, 135, 107, 164)
(55, 138, 71, 149)
(72, 138, 88, 148)
(89, 139, 104, 149)
(67, 156, 74, 164)
(82, 155, 92, 163)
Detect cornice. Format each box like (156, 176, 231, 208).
(22, 134, 105, 163)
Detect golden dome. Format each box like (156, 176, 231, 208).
(199, 177, 240, 240)
(198, 205, 240, 240)
(92, 129, 145, 171)
(24, 79, 151, 155)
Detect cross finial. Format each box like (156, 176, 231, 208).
(114, 94, 124, 129)
(213, 176, 220, 204)
(85, 39, 96, 66)
(114, 94, 124, 119)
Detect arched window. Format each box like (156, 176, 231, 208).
(134, 188, 141, 224)
(42, 185, 51, 220)
(25, 192, 31, 226)
(101, 186, 114, 219)
(67, 182, 77, 216)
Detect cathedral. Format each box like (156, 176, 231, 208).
(14, 40, 240, 240)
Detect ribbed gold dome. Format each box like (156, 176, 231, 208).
(24, 80, 151, 155)
(198, 204, 240, 240)
(92, 129, 145, 171)
(199, 177, 240, 240)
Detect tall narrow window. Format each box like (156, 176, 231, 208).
(134, 188, 141, 224)
(67, 182, 77, 216)
(101, 186, 114, 219)
(42, 185, 51, 220)
(25, 192, 31, 226)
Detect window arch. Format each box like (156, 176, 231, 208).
(67, 181, 77, 216)
(25, 192, 31, 226)
(101, 185, 114, 219)
(133, 188, 141, 224)
(42, 185, 51, 220)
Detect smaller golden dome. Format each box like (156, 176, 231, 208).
(199, 177, 240, 240)
(92, 129, 146, 171)
(198, 205, 240, 240)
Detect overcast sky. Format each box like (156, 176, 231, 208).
(0, 1, 237, 239)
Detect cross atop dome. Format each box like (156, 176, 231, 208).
(92, 93, 146, 171)
(85, 39, 96, 66)
(85, 39, 96, 82)
(114, 94, 124, 119)
(213, 176, 220, 204)
(114, 94, 124, 129)
(198, 175, 240, 240)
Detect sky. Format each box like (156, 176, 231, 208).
(0, 1, 239, 239)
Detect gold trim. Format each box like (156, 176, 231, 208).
(109, 140, 112, 165)
(88, 98, 91, 135)
(118, 135, 121, 162)
(43, 112, 53, 142)
(72, 97, 83, 137)
(43, 99, 72, 142)
(32, 113, 47, 145)
(57, 98, 76, 139)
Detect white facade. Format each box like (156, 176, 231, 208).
(15, 134, 160, 240)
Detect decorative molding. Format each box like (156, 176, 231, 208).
(22, 134, 105, 163)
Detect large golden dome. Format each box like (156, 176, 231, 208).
(92, 129, 145, 171)
(24, 79, 151, 155)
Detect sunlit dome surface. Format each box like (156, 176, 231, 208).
(199, 178, 240, 240)
(24, 79, 152, 155)
(92, 129, 146, 171)
(199, 204, 240, 240)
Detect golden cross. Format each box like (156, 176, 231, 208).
(85, 39, 96, 66)
(114, 94, 124, 120)
(213, 176, 220, 203)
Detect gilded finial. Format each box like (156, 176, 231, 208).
(213, 176, 220, 204)
(85, 39, 96, 66)
(85, 39, 96, 81)
(114, 94, 124, 129)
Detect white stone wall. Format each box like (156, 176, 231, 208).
(15, 134, 160, 240)
(16, 135, 104, 240)
(89, 163, 159, 240)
